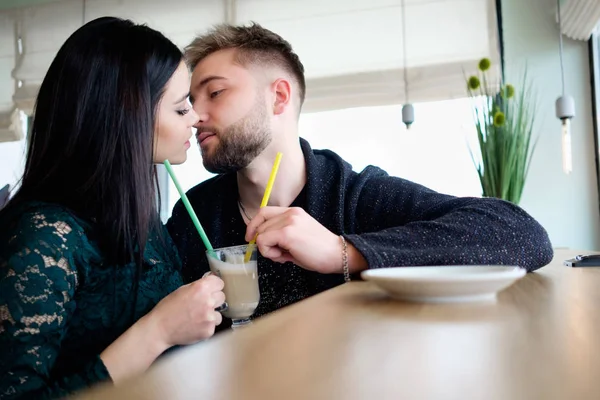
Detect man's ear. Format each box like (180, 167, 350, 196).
(272, 78, 292, 115)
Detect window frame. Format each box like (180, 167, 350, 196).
(589, 31, 600, 214)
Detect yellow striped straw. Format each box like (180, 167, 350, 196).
(244, 152, 283, 262)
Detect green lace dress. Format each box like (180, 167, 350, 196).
(0, 202, 184, 399)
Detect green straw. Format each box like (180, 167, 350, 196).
(163, 160, 213, 251)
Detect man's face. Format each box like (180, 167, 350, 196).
(190, 49, 272, 174)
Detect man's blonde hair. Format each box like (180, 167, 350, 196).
(185, 23, 306, 107)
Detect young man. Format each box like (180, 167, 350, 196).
(167, 23, 553, 327)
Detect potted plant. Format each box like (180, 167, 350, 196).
(466, 58, 538, 204)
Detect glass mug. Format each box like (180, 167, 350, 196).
(206, 244, 260, 328)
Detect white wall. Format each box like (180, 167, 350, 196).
(503, 0, 600, 250)
(299, 100, 483, 198)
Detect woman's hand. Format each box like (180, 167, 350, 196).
(148, 274, 225, 347)
(100, 274, 225, 383)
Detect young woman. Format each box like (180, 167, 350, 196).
(0, 17, 224, 399)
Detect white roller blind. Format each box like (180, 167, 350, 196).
(5, 0, 499, 116)
(10, 0, 225, 115)
(236, 0, 500, 112)
(84, 0, 225, 48)
(12, 0, 83, 115)
(0, 12, 15, 112)
(559, 0, 600, 41)
(0, 11, 22, 142)
(12, 0, 83, 83)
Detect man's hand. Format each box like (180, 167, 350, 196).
(245, 207, 344, 274)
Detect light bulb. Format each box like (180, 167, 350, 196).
(561, 118, 572, 174)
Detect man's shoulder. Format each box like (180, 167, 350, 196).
(314, 149, 390, 184)
(185, 174, 229, 200)
(170, 174, 232, 218)
(306, 141, 388, 181)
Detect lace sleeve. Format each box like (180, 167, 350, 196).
(0, 210, 109, 399)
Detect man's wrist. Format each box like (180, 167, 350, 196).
(338, 236, 368, 276)
(339, 235, 350, 281)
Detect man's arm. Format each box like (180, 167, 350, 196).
(246, 171, 553, 274)
(345, 172, 553, 272)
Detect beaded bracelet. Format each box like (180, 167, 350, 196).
(340, 235, 350, 282)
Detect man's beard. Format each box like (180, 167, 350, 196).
(200, 99, 272, 174)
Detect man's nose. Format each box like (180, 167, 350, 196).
(189, 108, 201, 127)
(192, 105, 209, 127)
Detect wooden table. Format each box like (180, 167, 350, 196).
(74, 249, 600, 400)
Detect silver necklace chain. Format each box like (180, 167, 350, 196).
(238, 199, 252, 221)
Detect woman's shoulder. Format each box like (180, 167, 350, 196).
(1, 201, 88, 249)
(0, 201, 90, 293)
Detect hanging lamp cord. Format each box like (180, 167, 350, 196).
(401, 0, 409, 103)
(557, 0, 565, 96)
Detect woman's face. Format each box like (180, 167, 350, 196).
(154, 61, 199, 164)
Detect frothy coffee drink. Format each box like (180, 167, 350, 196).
(208, 253, 259, 319)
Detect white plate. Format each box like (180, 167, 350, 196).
(360, 266, 526, 303)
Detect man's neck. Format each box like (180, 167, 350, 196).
(237, 138, 306, 215)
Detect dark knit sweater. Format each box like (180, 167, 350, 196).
(167, 138, 553, 326)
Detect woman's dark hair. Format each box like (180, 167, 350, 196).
(5, 17, 183, 266)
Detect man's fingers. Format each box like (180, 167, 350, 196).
(256, 229, 297, 259)
(271, 253, 296, 264)
(256, 216, 291, 237)
(245, 206, 289, 241)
